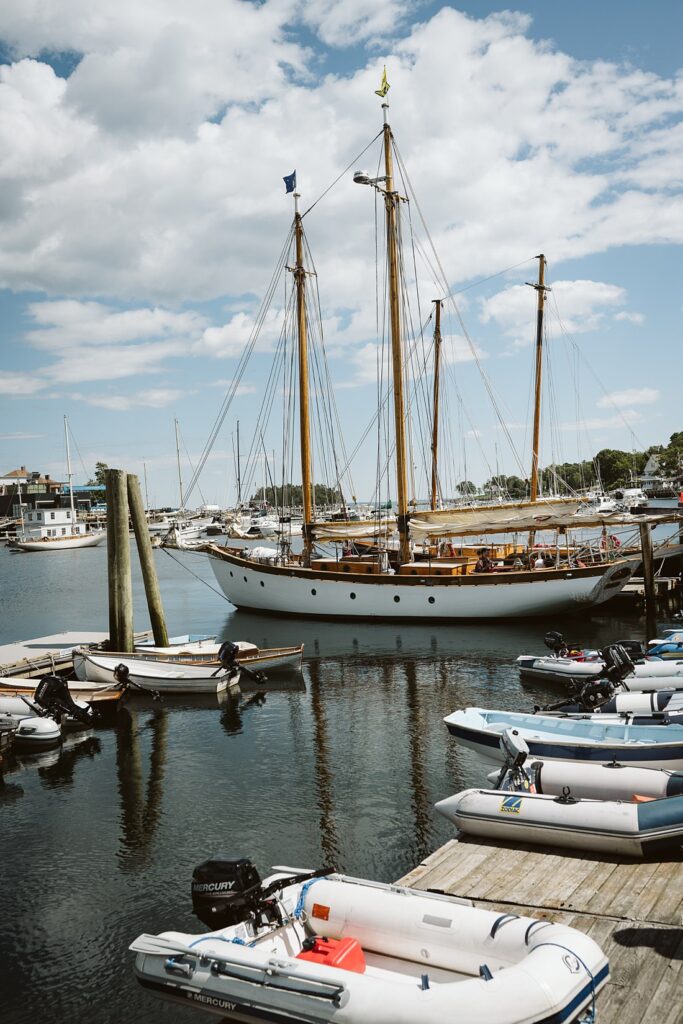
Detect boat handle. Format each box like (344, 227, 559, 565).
(165, 957, 195, 978)
(490, 913, 519, 938)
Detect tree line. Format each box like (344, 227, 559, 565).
(457, 430, 682, 497)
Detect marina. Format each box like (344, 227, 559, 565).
(2, 6, 683, 1024)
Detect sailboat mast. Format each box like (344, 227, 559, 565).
(293, 192, 314, 565)
(174, 417, 185, 511)
(236, 420, 242, 505)
(429, 299, 443, 511)
(64, 415, 76, 525)
(529, 254, 548, 503)
(382, 105, 410, 563)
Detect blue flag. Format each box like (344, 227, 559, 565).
(283, 170, 297, 194)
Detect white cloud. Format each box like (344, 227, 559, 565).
(561, 410, 645, 431)
(0, 371, 46, 395)
(614, 311, 644, 324)
(73, 387, 187, 411)
(481, 279, 628, 346)
(597, 387, 659, 409)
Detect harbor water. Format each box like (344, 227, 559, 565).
(0, 540, 679, 1024)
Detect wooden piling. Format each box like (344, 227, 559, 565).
(639, 521, 657, 641)
(106, 468, 134, 652)
(127, 473, 169, 647)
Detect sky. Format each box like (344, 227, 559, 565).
(0, 0, 681, 506)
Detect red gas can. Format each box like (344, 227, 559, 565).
(296, 936, 366, 974)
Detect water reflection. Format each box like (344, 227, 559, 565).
(116, 706, 168, 869)
(307, 658, 341, 868)
(220, 691, 267, 735)
(404, 660, 433, 866)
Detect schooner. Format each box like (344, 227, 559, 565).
(205, 97, 636, 618)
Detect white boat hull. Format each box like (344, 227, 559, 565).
(133, 641, 304, 674)
(518, 655, 683, 691)
(131, 873, 608, 1024)
(435, 788, 683, 857)
(208, 548, 633, 620)
(73, 650, 239, 694)
(8, 532, 104, 551)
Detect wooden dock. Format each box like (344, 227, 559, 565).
(0, 629, 153, 678)
(398, 837, 683, 1024)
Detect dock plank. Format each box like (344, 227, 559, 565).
(397, 835, 683, 1024)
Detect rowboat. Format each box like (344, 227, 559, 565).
(132, 640, 304, 674)
(72, 648, 240, 695)
(131, 858, 608, 1024)
(445, 707, 683, 768)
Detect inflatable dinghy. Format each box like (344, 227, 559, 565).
(0, 712, 61, 748)
(131, 858, 608, 1024)
(517, 654, 683, 690)
(436, 788, 683, 857)
(0, 675, 93, 748)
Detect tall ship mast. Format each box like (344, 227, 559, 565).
(204, 89, 636, 619)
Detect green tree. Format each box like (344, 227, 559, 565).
(593, 449, 645, 490)
(87, 461, 109, 486)
(456, 480, 477, 495)
(251, 483, 342, 506)
(659, 433, 683, 481)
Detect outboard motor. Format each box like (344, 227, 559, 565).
(33, 675, 93, 726)
(192, 855, 263, 928)
(494, 729, 533, 792)
(191, 857, 333, 934)
(600, 643, 636, 685)
(217, 641, 241, 679)
(543, 631, 567, 656)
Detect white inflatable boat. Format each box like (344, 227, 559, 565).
(436, 788, 683, 857)
(517, 653, 683, 691)
(131, 858, 608, 1024)
(487, 757, 683, 801)
(0, 712, 61, 748)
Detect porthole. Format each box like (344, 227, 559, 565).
(229, 571, 233, 577)
(311, 588, 317, 596)
(428, 596, 435, 604)
(350, 592, 356, 600)
(394, 595, 400, 603)
(243, 576, 248, 583)
(260, 580, 265, 587)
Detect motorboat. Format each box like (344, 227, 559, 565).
(72, 646, 241, 695)
(130, 857, 608, 1024)
(0, 675, 93, 748)
(437, 728, 683, 856)
(444, 707, 683, 768)
(517, 635, 683, 691)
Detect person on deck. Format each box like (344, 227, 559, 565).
(473, 548, 495, 573)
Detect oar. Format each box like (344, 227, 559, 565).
(129, 934, 194, 957)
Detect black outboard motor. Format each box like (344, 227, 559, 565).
(543, 631, 567, 656)
(33, 674, 93, 725)
(600, 642, 636, 685)
(217, 641, 241, 679)
(192, 855, 263, 928)
(191, 857, 333, 933)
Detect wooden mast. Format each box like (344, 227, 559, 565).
(382, 104, 411, 564)
(529, 254, 549, 503)
(293, 192, 314, 565)
(429, 299, 443, 511)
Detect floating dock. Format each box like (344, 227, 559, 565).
(398, 836, 683, 1024)
(0, 629, 153, 678)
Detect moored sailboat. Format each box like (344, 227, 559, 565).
(204, 96, 638, 619)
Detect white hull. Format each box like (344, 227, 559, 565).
(9, 532, 104, 551)
(435, 788, 683, 857)
(132, 873, 608, 1024)
(208, 549, 633, 619)
(518, 655, 683, 691)
(73, 650, 239, 694)
(134, 641, 304, 674)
